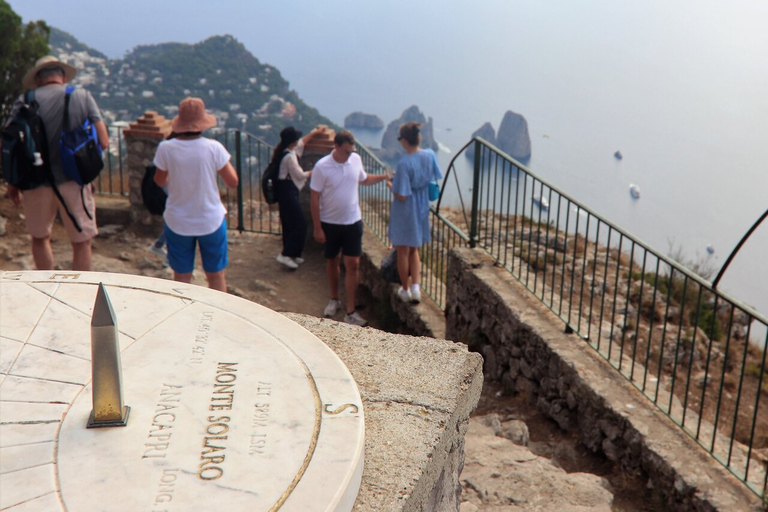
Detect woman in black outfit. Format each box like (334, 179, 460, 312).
(272, 125, 326, 269)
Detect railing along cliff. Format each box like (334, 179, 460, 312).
(364, 136, 766, 500)
(96, 127, 765, 498)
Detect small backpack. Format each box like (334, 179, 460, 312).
(261, 149, 290, 205)
(1, 90, 51, 190)
(59, 86, 103, 186)
(141, 164, 168, 215)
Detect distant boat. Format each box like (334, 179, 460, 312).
(706, 244, 715, 255)
(533, 196, 549, 211)
(614, 150, 623, 160)
(629, 184, 640, 199)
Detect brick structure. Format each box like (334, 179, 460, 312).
(123, 112, 172, 225)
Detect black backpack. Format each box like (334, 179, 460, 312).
(142, 164, 168, 215)
(261, 149, 290, 205)
(1, 90, 51, 190)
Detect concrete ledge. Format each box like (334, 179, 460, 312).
(285, 313, 483, 511)
(444, 248, 762, 512)
(94, 195, 131, 226)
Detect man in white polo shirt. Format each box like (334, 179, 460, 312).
(310, 131, 388, 326)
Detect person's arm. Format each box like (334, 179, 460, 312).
(361, 173, 388, 186)
(301, 125, 326, 146)
(94, 120, 109, 150)
(311, 189, 325, 243)
(218, 162, 239, 189)
(154, 168, 169, 187)
(285, 153, 311, 181)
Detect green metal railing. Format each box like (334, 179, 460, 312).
(101, 127, 765, 498)
(92, 125, 128, 196)
(361, 136, 766, 500)
(212, 130, 281, 234)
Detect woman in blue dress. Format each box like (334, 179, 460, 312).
(387, 122, 442, 303)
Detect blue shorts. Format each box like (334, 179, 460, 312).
(165, 219, 228, 274)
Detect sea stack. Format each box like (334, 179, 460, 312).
(496, 110, 531, 164)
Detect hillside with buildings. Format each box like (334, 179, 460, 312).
(49, 28, 336, 144)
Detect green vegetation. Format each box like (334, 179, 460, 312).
(0, 0, 49, 120)
(47, 29, 337, 144)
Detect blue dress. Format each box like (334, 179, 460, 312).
(388, 149, 443, 247)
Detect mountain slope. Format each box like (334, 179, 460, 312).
(49, 29, 335, 144)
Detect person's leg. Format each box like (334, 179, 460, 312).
(165, 223, 196, 283)
(198, 219, 229, 292)
(340, 221, 365, 315)
(154, 230, 166, 248)
(396, 246, 411, 291)
(22, 186, 58, 270)
(276, 183, 292, 256)
(327, 255, 340, 299)
(409, 247, 421, 285)
(343, 255, 360, 314)
(57, 182, 98, 270)
(174, 271, 193, 283)
(31, 236, 54, 270)
(71, 240, 92, 271)
(205, 270, 227, 292)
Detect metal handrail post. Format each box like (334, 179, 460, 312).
(469, 139, 482, 248)
(712, 208, 768, 289)
(235, 130, 244, 233)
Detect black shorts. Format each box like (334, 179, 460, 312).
(322, 220, 363, 259)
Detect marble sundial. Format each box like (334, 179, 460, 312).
(0, 271, 364, 511)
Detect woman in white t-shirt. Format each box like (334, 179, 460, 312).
(153, 97, 238, 291)
(272, 125, 326, 270)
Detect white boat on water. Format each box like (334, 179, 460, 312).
(629, 184, 641, 199)
(533, 196, 549, 211)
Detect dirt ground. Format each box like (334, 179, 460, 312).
(0, 186, 662, 512)
(0, 188, 366, 324)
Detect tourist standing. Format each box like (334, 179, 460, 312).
(273, 125, 327, 269)
(3, 56, 109, 271)
(153, 97, 238, 292)
(310, 131, 389, 326)
(387, 122, 443, 303)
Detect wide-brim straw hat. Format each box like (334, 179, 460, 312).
(22, 56, 78, 90)
(171, 97, 217, 133)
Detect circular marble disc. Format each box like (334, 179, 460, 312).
(0, 271, 364, 512)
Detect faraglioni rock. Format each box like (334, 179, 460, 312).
(344, 112, 384, 130)
(378, 105, 438, 163)
(496, 110, 531, 164)
(465, 122, 497, 160)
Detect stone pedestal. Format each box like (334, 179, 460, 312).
(123, 111, 172, 226)
(0, 271, 364, 511)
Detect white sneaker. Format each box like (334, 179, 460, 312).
(343, 311, 368, 327)
(293, 257, 305, 265)
(397, 287, 412, 303)
(277, 254, 298, 269)
(410, 284, 422, 303)
(323, 299, 340, 317)
(148, 244, 167, 257)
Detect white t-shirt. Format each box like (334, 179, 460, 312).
(310, 152, 367, 225)
(278, 139, 311, 190)
(153, 137, 230, 236)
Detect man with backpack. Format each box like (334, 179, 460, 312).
(2, 56, 108, 271)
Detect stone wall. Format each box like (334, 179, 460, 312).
(440, 247, 761, 512)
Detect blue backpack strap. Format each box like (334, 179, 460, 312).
(63, 85, 76, 129)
